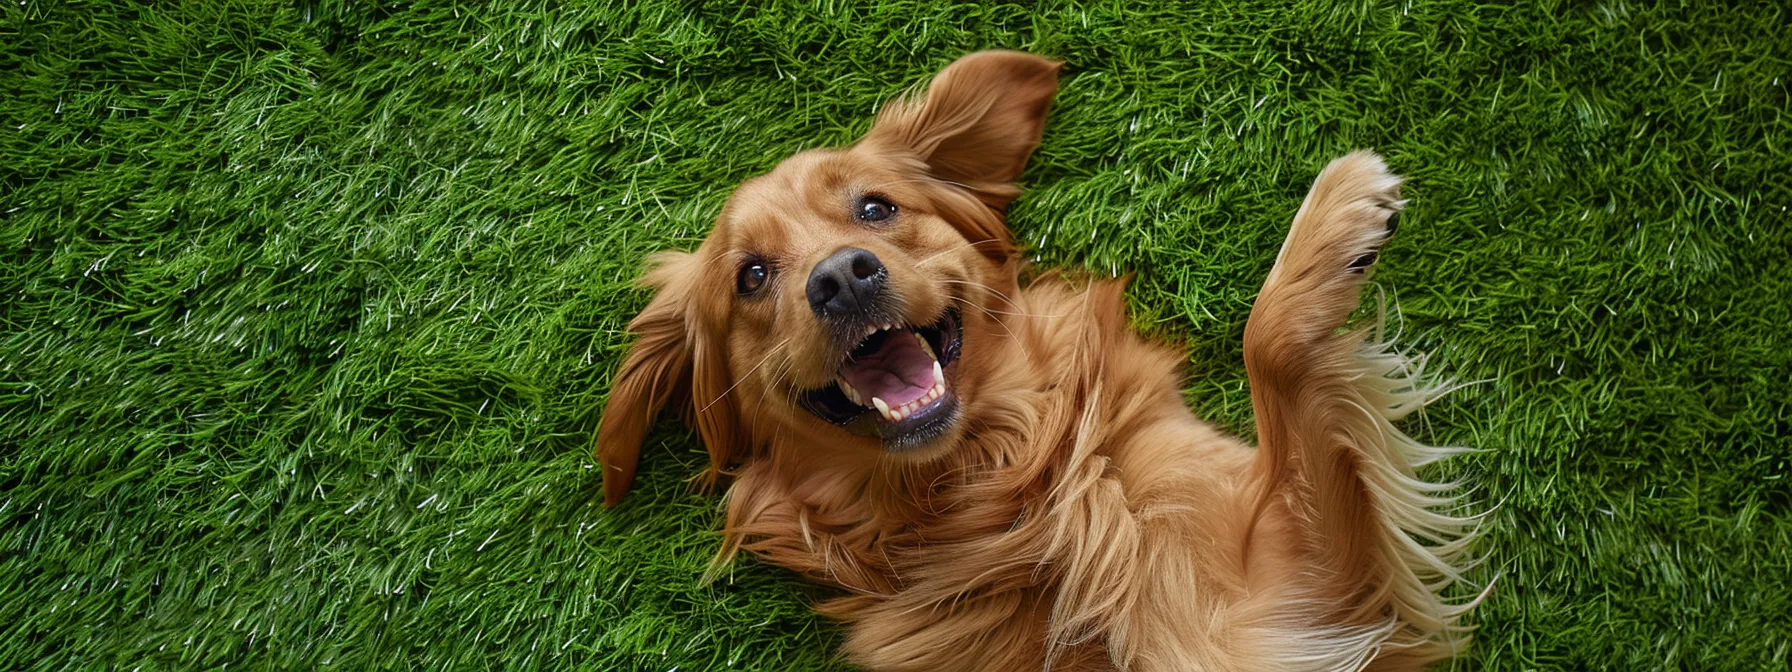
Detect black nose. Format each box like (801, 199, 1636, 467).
(807, 247, 886, 318)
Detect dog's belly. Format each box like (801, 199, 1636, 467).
(733, 281, 1329, 670)
(749, 415, 1318, 672)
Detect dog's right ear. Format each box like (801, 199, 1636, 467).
(595, 250, 741, 507)
(859, 50, 1061, 260)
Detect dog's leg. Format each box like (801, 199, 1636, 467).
(1242, 152, 1477, 669)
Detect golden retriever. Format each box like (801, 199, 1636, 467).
(595, 51, 1481, 671)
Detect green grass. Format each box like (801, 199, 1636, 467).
(3, 0, 1788, 669)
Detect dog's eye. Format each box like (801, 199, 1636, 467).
(855, 196, 897, 222)
(737, 263, 769, 295)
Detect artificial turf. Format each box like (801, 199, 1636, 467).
(3, 0, 1788, 669)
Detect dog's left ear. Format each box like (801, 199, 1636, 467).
(861, 51, 1061, 240)
(595, 250, 744, 507)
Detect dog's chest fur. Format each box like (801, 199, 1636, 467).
(719, 278, 1269, 670)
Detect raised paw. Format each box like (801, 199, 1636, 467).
(1252, 151, 1407, 331)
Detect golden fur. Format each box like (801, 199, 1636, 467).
(595, 51, 1481, 671)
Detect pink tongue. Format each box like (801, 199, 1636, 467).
(842, 331, 935, 407)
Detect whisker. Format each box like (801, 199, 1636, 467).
(755, 353, 792, 418)
(702, 337, 791, 413)
(913, 238, 999, 268)
(948, 296, 1014, 334)
(938, 278, 1026, 310)
(948, 295, 1029, 358)
(769, 346, 807, 408)
(779, 358, 804, 407)
(938, 298, 1070, 319)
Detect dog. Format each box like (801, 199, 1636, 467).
(594, 51, 1481, 671)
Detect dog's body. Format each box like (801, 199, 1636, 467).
(597, 52, 1478, 671)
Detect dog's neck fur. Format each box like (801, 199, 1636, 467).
(716, 276, 1278, 670)
(719, 275, 1203, 590)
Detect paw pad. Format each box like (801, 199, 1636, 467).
(1348, 251, 1378, 273)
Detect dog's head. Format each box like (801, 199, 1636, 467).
(597, 51, 1060, 505)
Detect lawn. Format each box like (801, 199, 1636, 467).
(3, 1, 1788, 669)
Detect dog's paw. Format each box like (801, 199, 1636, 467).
(1288, 150, 1404, 278)
(1258, 151, 1406, 328)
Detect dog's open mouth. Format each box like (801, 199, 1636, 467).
(799, 308, 963, 451)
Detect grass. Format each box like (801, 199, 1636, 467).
(2, 0, 1788, 669)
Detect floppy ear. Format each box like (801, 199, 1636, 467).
(861, 51, 1062, 213)
(595, 250, 744, 507)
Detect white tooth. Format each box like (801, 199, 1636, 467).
(932, 361, 945, 387)
(872, 397, 892, 420)
(839, 378, 861, 405)
(866, 325, 877, 336)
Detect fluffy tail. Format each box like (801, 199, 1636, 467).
(1243, 151, 1481, 668)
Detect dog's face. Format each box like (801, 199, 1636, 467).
(710, 149, 991, 452)
(597, 52, 1060, 505)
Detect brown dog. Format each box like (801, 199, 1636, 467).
(595, 51, 1480, 671)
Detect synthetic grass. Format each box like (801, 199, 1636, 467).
(3, 0, 1788, 669)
